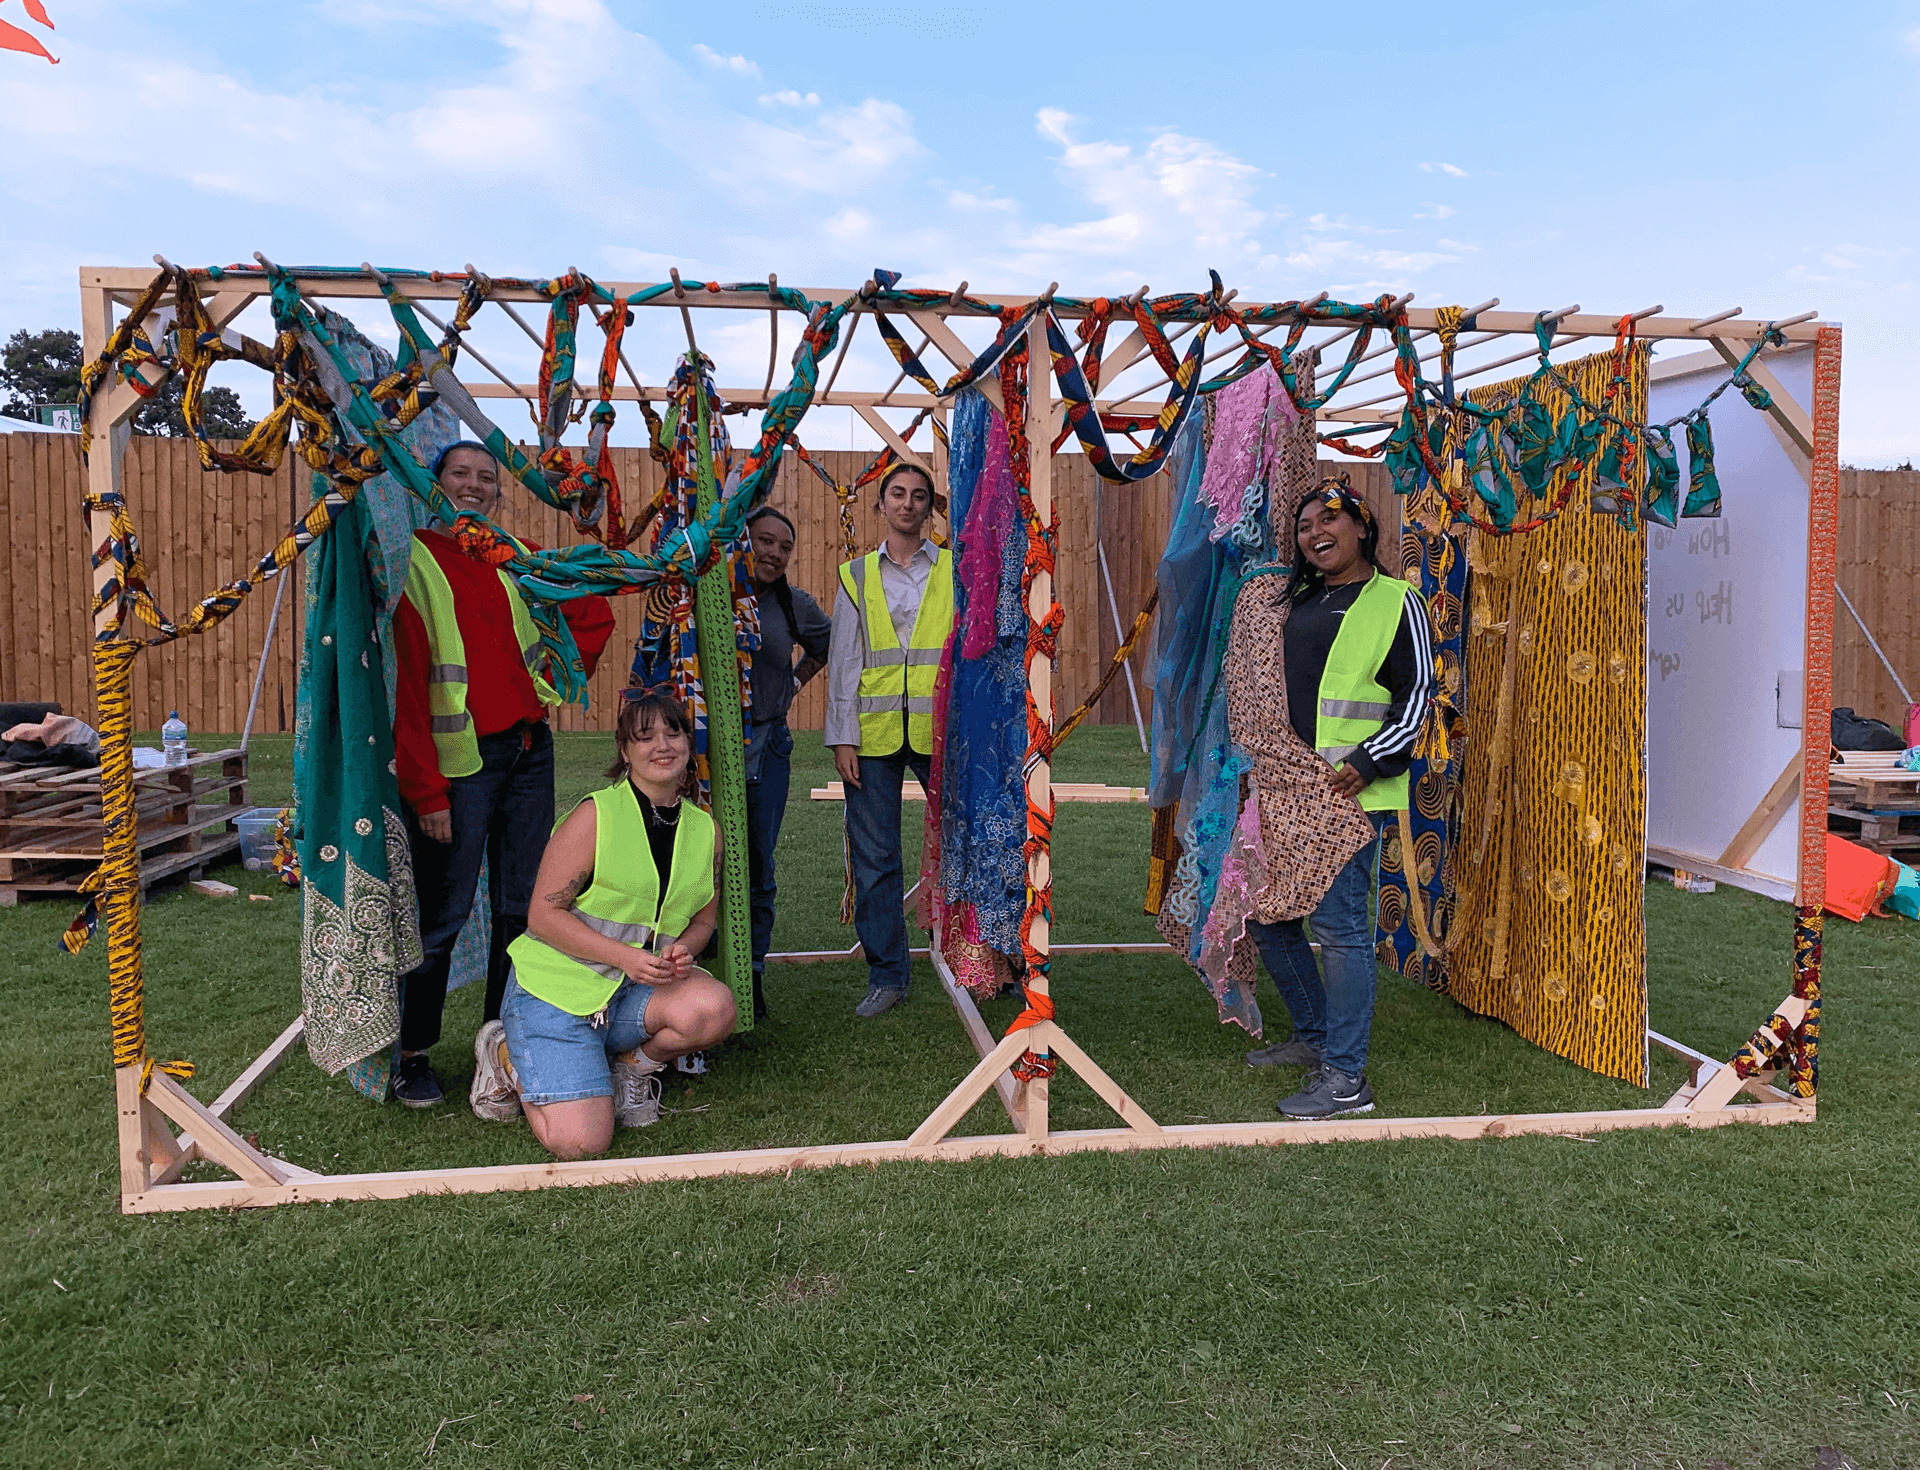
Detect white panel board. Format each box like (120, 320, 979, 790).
(1645, 347, 1813, 895)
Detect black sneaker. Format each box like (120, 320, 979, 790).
(1277, 1064, 1374, 1119)
(392, 1053, 444, 1108)
(752, 969, 768, 1023)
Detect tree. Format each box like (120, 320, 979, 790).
(0, 326, 80, 422)
(132, 376, 257, 440)
(0, 324, 256, 437)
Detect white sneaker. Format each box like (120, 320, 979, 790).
(612, 1051, 665, 1128)
(469, 1020, 521, 1122)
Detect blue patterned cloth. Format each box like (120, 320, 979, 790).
(936, 390, 1028, 952)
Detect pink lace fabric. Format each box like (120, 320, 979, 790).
(1197, 367, 1298, 542)
(1197, 794, 1269, 1003)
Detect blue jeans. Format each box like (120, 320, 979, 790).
(844, 746, 933, 993)
(499, 968, 654, 1107)
(745, 721, 794, 974)
(1247, 812, 1386, 1077)
(399, 722, 555, 1051)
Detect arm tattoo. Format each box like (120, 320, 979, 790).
(545, 868, 592, 910)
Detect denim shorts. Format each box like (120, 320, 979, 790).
(499, 968, 654, 1107)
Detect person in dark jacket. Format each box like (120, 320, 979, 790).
(741, 505, 831, 1018)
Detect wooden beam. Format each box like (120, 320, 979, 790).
(74, 269, 1827, 339)
(143, 1070, 290, 1188)
(119, 1097, 1815, 1214)
(1717, 752, 1804, 870)
(166, 1016, 307, 1170)
(1708, 337, 1815, 459)
(906, 312, 1004, 415)
(1687, 995, 1808, 1112)
(930, 948, 1024, 1129)
(853, 406, 932, 476)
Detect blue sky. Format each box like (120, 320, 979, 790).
(3, 0, 1917, 459)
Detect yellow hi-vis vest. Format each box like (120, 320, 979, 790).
(506, 781, 717, 1017)
(1313, 572, 1416, 813)
(837, 548, 955, 757)
(404, 538, 559, 780)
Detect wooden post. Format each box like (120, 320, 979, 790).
(82, 281, 154, 1197)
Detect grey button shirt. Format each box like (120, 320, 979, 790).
(824, 538, 943, 750)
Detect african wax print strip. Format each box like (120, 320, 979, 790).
(294, 495, 423, 1097)
(269, 266, 852, 637)
(1373, 516, 1469, 991)
(1446, 348, 1649, 1086)
(628, 356, 760, 800)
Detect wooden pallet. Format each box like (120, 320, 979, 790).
(1828, 751, 1920, 811)
(0, 748, 249, 905)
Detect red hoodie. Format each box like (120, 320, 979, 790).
(393, 529, 615, 815)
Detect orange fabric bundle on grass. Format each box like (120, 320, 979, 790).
(1824, 832, 1897, 923)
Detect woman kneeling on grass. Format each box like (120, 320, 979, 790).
(470, 688, 738, 1159)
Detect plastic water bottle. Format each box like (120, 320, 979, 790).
(162, 711, 189, 767)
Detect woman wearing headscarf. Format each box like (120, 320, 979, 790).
(1245, 477, 1433, 1119)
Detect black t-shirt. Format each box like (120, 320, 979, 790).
(632, 785, 679, 905)
(1282, 576, 1429, 783)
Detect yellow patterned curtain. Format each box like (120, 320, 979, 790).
(1447, 348, 1650, 1085)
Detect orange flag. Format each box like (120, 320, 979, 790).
(1, 0, 57, 64)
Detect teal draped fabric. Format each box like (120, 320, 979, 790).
(294, 496, 423, 1098)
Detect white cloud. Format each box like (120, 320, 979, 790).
(694, 43, 760, 77)
(1283, 238, 1459, 277)
(1414, 203, 1456, 221)
(1420, 161, 1469, 178)
(1010, 109, 1266, 285)
(760, 89, 821, 106)
(1903, 24, 1920, 54)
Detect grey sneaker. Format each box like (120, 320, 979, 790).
(854, 986, 907, 1018)
(1245, 1037, 1322, 1069)
(611, 1052, 664, 1128)
(469, 1020, 521, 1122)
(1277, 1064, 1375, 1120)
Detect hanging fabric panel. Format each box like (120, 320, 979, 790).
(1447, 348, 1651, 1086)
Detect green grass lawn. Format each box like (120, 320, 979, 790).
(3, 728, 1916, 1468)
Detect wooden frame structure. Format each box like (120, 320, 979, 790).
(76, 265, 1831, 1214)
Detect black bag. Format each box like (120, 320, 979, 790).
(1831, 707, 1907, 751)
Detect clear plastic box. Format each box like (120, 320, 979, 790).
(234, 807, 283, 871)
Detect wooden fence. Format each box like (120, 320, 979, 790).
(9, 439, 1403, 737)
(1835, 468, 1920, 725)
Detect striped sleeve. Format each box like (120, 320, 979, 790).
(1352, 586, 1435, 781)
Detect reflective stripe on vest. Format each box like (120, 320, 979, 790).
(1314, 572, 1414, 813)
(837, 549, 954, 757)
(405, 539, 560, 779)
(506, 782, 718, 1017)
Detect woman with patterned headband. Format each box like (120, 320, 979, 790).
(1245, 477, 1433, 1120)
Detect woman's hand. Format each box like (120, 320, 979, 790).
(622, 940, 695, 985)
(831, 744, 862, 788)
(622, 947, 678, 984)
(1330, 762, 1369, 800)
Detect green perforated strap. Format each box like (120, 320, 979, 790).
(691, 384, 755, 1029)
